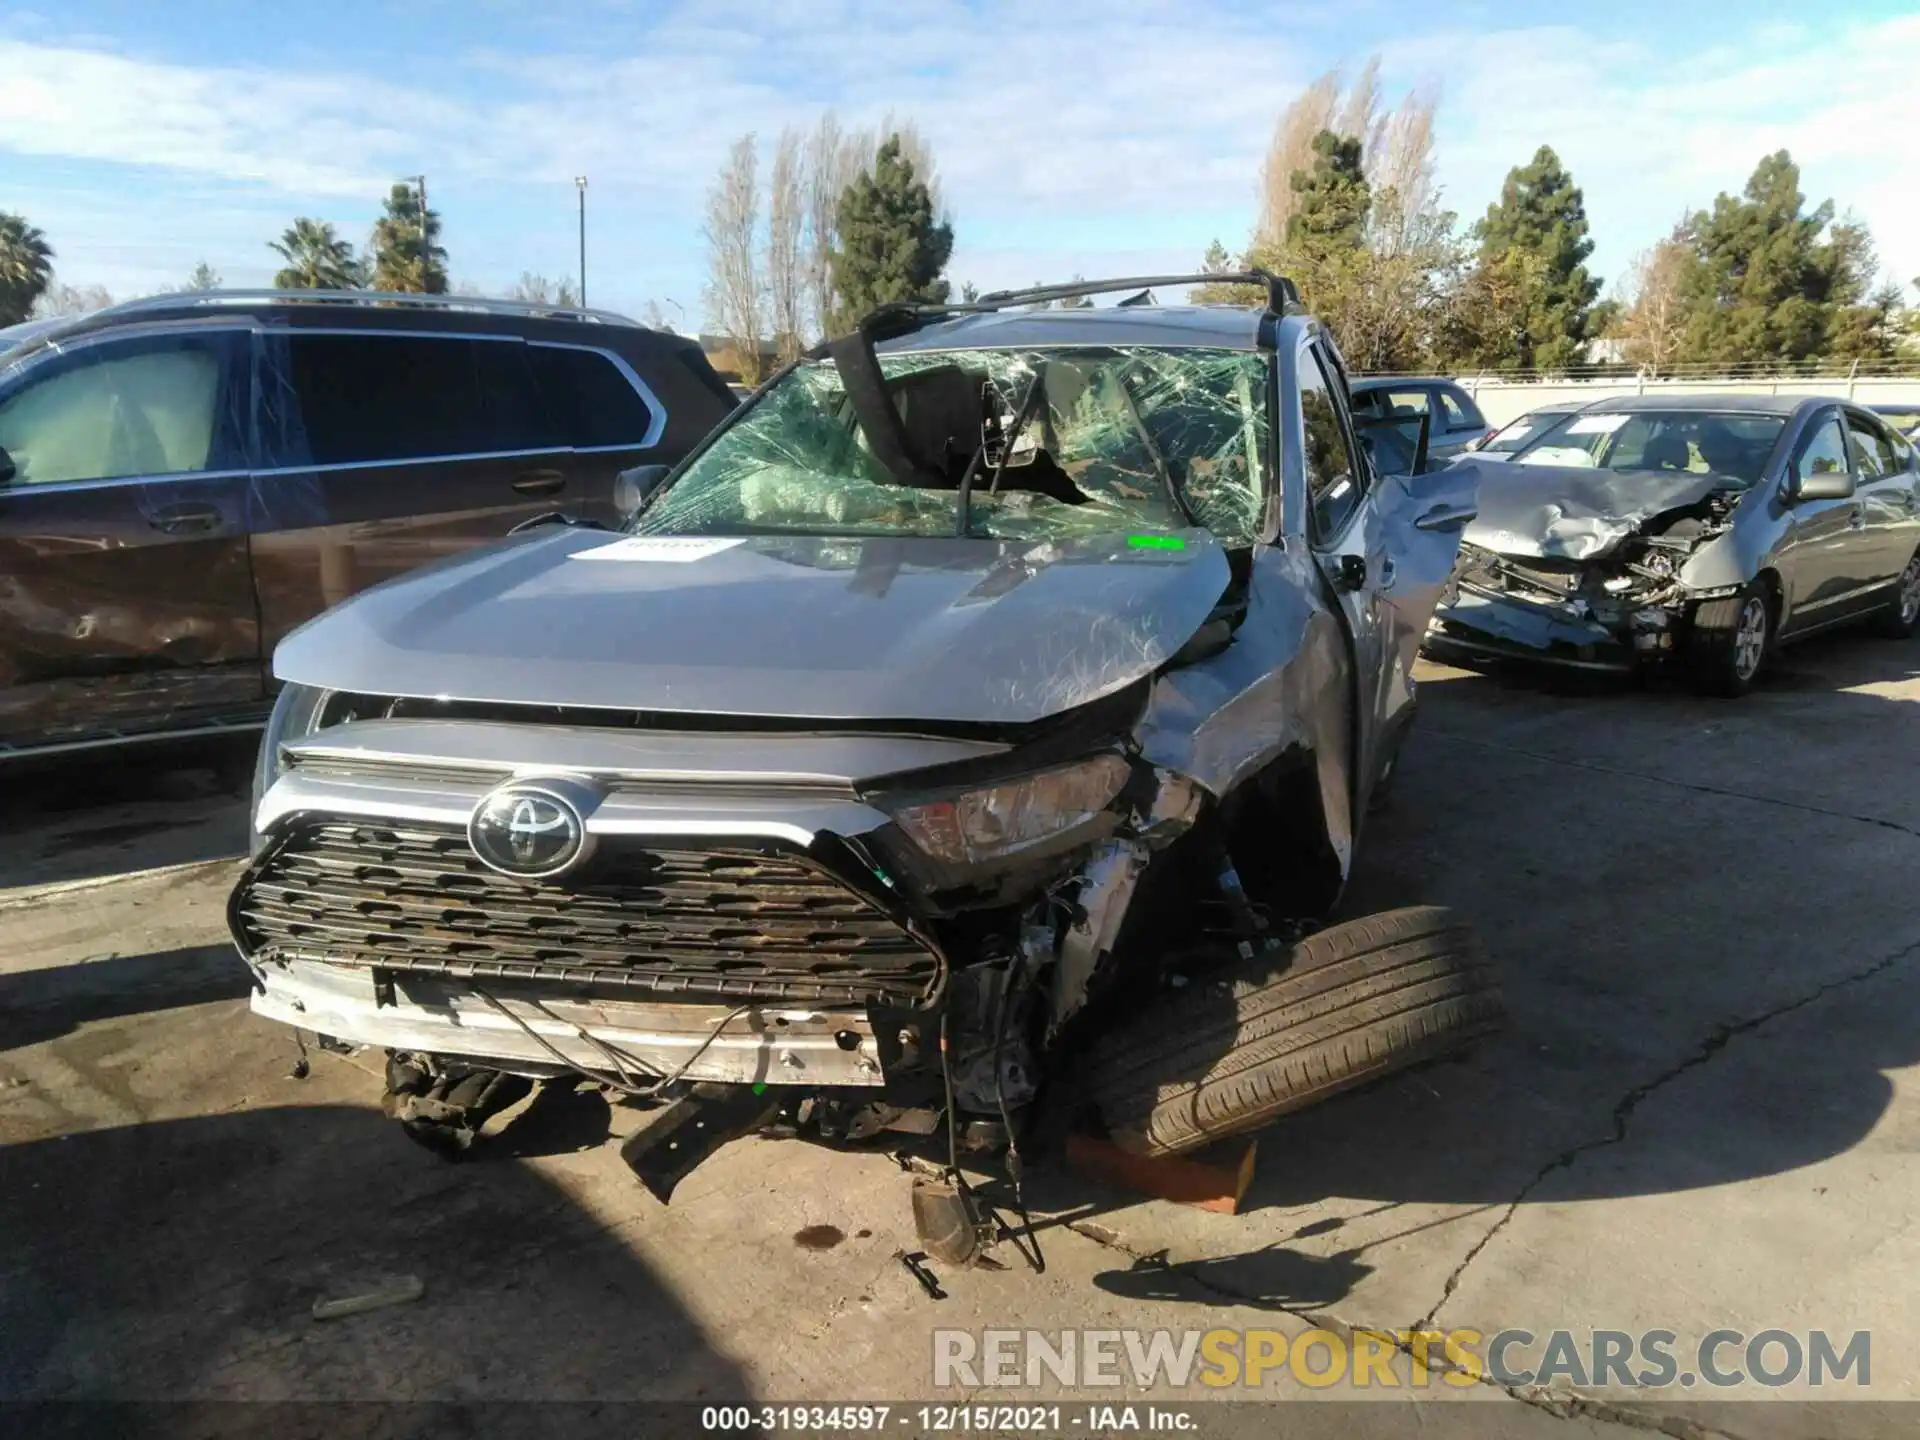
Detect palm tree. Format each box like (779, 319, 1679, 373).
(0, 212, 55, 325)
(269, 219, 360, 290)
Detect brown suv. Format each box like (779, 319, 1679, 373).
(0, 290, 734, 757)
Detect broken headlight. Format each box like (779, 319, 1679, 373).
(249, 682, 333, 856)
(885, 753, 1131, 867)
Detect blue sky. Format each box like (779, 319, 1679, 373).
(4, 0, 1917, 325)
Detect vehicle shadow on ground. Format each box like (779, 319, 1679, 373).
(0, 737, 254, 892)
(1025, 634, 1920, 1310)
(0, 1102, 754, 1413)
(0, 944, 254, 1052)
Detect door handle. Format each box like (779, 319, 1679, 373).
(149, 503, 223, 535)
(1379, 556, 1397, 588)
(1849, 503, 1866, 529)
(512, 469, 567, 498)
(1414, 503, 1477, 532)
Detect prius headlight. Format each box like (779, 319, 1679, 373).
(884, 753, 1132, 868)
(249, 683, 334, 855)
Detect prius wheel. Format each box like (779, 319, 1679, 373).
(1871, 551, 1920, 639)
(1688, 580, 1773, 697)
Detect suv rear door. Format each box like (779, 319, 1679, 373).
(0, 324, 258, 750)
(249, 327, 569, 655)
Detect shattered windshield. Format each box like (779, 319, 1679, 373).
(1512, 410, 1786, 486)
(634, 346, 1270, 545)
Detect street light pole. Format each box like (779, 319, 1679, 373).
(410, 174, 429, 290)
(574, 176, 588, 307)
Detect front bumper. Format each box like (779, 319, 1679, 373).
(250, 957, 893, 1085)
(1424, 589, 1650, 673)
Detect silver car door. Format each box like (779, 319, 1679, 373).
(1774, 408, 1864, 633)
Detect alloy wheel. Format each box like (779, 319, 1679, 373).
(1732, 596, 1768, 681)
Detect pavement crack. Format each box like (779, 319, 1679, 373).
(1428, 730, 1920, 842)
(1415, 931, 1920, 1335)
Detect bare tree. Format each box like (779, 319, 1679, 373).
(1367, 87, 1440, 256)
(803, 112, 845, 342)
(1336, 55, 1384, 157)
(766, 127, 807, 363)
(507, 271, 580, 307)
(703, 133, 766, 384)
(1614, 235, 1691, 376)
(1255, 70, 1341, 250)
(30, 280, 113, 317)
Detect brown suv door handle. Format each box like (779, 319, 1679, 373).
(149, 503, 223, 535)
(512, 469, 567, 498)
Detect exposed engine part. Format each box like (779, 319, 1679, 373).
(1139, 769, 1206, 847)
(945, 960, 1037, 1114)
(381, 1053, 535, 1157)
(1047, 840, 1149, 1036)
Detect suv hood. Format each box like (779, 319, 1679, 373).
(1466, 463, 1740, 562)
(274, 528, 1231, 725)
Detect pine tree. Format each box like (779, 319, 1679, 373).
(370, 183, 447, 294)
(828, 136, 952, 330)
(1675, 152, 1890, 368)
(1286, 131, 1370, 252)
(1471, 145, 1600, 374)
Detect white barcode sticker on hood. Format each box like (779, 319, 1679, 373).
(572, 536, 748, 563)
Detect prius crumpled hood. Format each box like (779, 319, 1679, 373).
(1465, 463, 1740, 562)
(274, 527, 1231, 725)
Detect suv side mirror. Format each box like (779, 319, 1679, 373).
(1793, 467, 1856, 502)
(0, 446, 14, 484)
(614, 463, 670, 520)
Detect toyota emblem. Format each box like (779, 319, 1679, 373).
(468, 783, 591, 878)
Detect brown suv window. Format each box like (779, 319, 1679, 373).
(530, 345, 658, 449)
(274, 332, 551, 467)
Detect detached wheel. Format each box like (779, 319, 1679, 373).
(1083, 906, 1504, 1157)
(1871, 550, 1920, 639)
(1688, 579, 1772, 697)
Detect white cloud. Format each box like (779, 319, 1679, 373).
(2, 5, 1917, 309)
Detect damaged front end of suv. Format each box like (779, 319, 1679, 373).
(228, 276, 1501, 1255)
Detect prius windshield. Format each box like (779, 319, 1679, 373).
(1511, 409, 1786, 487)
(634, 346, 1270, 544)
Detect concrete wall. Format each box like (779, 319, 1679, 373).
(1454, 375, 1920, 427)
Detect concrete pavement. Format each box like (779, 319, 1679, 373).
(3, 631, 1917, 1437)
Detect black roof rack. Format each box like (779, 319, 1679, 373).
(81, 288, 639, 328)
(809, 268, 1299, 357)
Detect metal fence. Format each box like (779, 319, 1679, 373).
(1436, 366, 1920, 428)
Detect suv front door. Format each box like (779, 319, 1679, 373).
(249, 328, 571, 656)
(0, 325, 257, 750)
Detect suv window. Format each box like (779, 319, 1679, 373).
(274, 332, 551, 467)
(0, 332, 240, 485)
(1301, 346, 1365, 538)
(1794, 413, 1850, 484)
(530, 344, 659, 449)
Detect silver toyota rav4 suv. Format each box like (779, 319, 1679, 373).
(228, 274, 1502, 1253)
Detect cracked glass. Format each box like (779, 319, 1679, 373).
(636, 346, 1270, 546)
